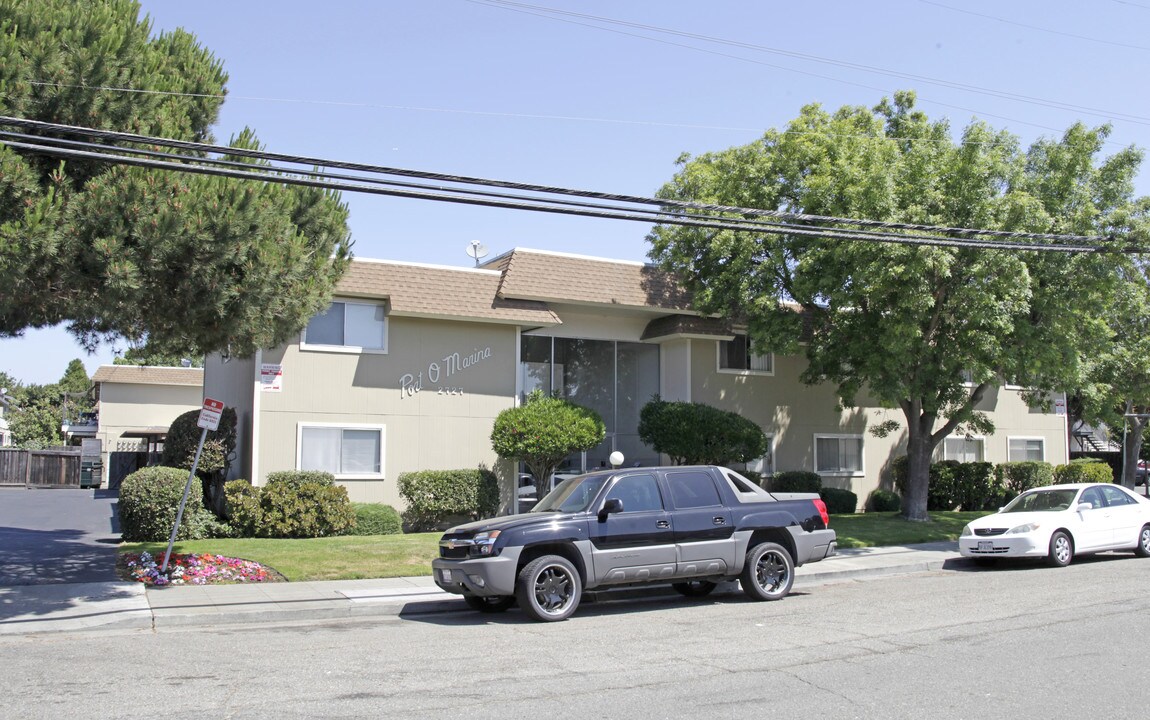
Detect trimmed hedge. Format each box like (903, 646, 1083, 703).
(119, 466, 222, 542)
(819, 487, 858, 514)
(397, 469, 500, 531)
(997, 461, 1055, 496)
(770, 470, 822, 493)
(223, 473, 355, 538)
(1053, 460, 1114, 485)
(351, 503, 403, 536)
(867, 489, 901, 512)
(893, 457, 1003, 511)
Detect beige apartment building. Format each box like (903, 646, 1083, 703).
(204, 248, 1068, 511)
(92, 365, 204, 488)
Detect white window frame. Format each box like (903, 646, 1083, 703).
(1007, 436, 1046, 462)
(814, 434, 865, 476)
(301, 299, 388, 354)
(941, 435, 985, 463)
(716, 335, 773, 376)
(745, 435, 775, 477)
(296, 422, 385, 479)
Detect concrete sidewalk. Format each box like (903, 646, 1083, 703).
(0, 542, 965, 636)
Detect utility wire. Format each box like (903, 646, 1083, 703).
(0, 117, 1131, 253)
(0, 115, 1112, 244)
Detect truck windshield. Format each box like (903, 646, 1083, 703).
(533, 474, 610, 513)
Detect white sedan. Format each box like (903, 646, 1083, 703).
(959, 483, 1150, 567)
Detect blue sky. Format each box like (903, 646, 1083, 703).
(3, 0, 1148, 386)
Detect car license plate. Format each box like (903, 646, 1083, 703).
(977, 541, 993, 552)
(440, 569, 452, 582)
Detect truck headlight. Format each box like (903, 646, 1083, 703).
(471, 530, 502, 557)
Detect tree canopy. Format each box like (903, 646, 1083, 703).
(638, 397, 767, 466)
(648, 91, 1148, 520)
(0, 0, 352, 357)
(490, 391, 606, 487)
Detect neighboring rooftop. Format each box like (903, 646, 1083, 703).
(92, 366, 204, 386)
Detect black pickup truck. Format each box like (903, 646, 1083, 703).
(432, 465, 837, 621)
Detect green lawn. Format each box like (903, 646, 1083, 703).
(120, 510, 992, 582)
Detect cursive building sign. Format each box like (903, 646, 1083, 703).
(400, 346, 493, 399)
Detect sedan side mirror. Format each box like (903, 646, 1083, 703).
(1076, 502, 1093, 512)
(598, 497, 623, 521)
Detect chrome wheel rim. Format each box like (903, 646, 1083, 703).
(755, 550, 789, 594)
(533, 565, 575, 615)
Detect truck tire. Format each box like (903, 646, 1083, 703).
(464, 595, 515, 613)
(740, 542, 794, 601)
(515, 554, 582, 622)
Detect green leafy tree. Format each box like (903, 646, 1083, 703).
(648, 91, 1147, 521)
(0, 0, 352, 357)
(1075, 258, 1150, 486)
(113, 344, 203, 368)
(8, 381, 63, 448)
(58, 358, 93, 423)
(490, 391, 606, 488)
(638, 397, 767, 465)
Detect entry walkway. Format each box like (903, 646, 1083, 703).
(0, 542, 964, 636)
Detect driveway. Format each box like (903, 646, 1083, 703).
(0, 488, 121, 586)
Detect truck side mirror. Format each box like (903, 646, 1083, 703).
(598, 497, 623, 521)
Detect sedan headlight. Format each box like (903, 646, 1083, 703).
(471, 530, 502, 557)
(1008, 522, 1040, 535)
(961, 525, 973, 537)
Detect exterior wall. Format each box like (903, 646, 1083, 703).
(250, 316, 519, 505)
(686, 339, 1068, 509)
(96, 381, 203, 484)
(203, 354, 256, 482)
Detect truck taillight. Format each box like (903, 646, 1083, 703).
(813, 498, 830, 527)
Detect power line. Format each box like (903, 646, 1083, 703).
(0, 115, 1132, 254)
(918, 0, 1150, 52)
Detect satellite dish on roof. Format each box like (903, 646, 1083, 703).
(466, 241, 489, 267)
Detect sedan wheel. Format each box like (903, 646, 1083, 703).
(1047, 530, 1074, 567)
(1136, 525, 1150, 558)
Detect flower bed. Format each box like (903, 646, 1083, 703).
(118, 551, 285, 586)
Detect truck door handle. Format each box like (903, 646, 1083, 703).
(656, 520, 670, 529)
(713, 517, 726, 525)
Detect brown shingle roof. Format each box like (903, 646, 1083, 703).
(92, 366, 204, 386)
(489, 249, 694, 311)
(337, 259, 560, 325)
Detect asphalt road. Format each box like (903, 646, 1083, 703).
(2, 552, 1148, 719)
(0, 488, 120, 585)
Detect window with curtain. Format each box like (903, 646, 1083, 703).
(300, 425, 383, 476)
(943, 437, 984, 463)
(718, 335, 772, 374)
(815, 435, 864, 474)
(302, 300, 387, 352)
(1008, 437, 1045, 462)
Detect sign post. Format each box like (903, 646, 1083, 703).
(160, 398, 224, 574)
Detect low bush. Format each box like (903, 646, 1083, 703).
(351, 503, 403, 536)
(1054, 460, 1114, 485)
(264, 470, 337, 488)
(952, 462, 999, 511)
(867, 489, 901, 512)
(398, 469, 500, 531)
(223, 474, 355, 538)
(119, 466, 222, 542)
(770, 470, 822, 493)
(997, 461, 1055, 496)
(819, 487, 858, 514)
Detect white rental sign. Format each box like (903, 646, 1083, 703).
(197, 397, 225, 431)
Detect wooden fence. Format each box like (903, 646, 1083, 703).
(0, 448, 82, 488)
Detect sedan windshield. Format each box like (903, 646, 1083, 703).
(533, 474, 610, 513)
(1003, 489, 1079, 513)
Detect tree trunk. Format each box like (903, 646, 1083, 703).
(902, 422, 934, 522)
(1121, 416, 1147, 489)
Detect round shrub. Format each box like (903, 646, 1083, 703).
(256, 480, 355, 538)
(265, 470, 337, 488)
(819, 487, 858, 514)
(223, 478, 262, 537)
(997, 461, 1054, 496)
(868, 489, 902, 512)
(351, 503, 403, 536)
(398, 469, 500, 531)
(770, 470, 822, 493)
(119, 466, 217, 542)
(1054, 460, 1114, 485)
